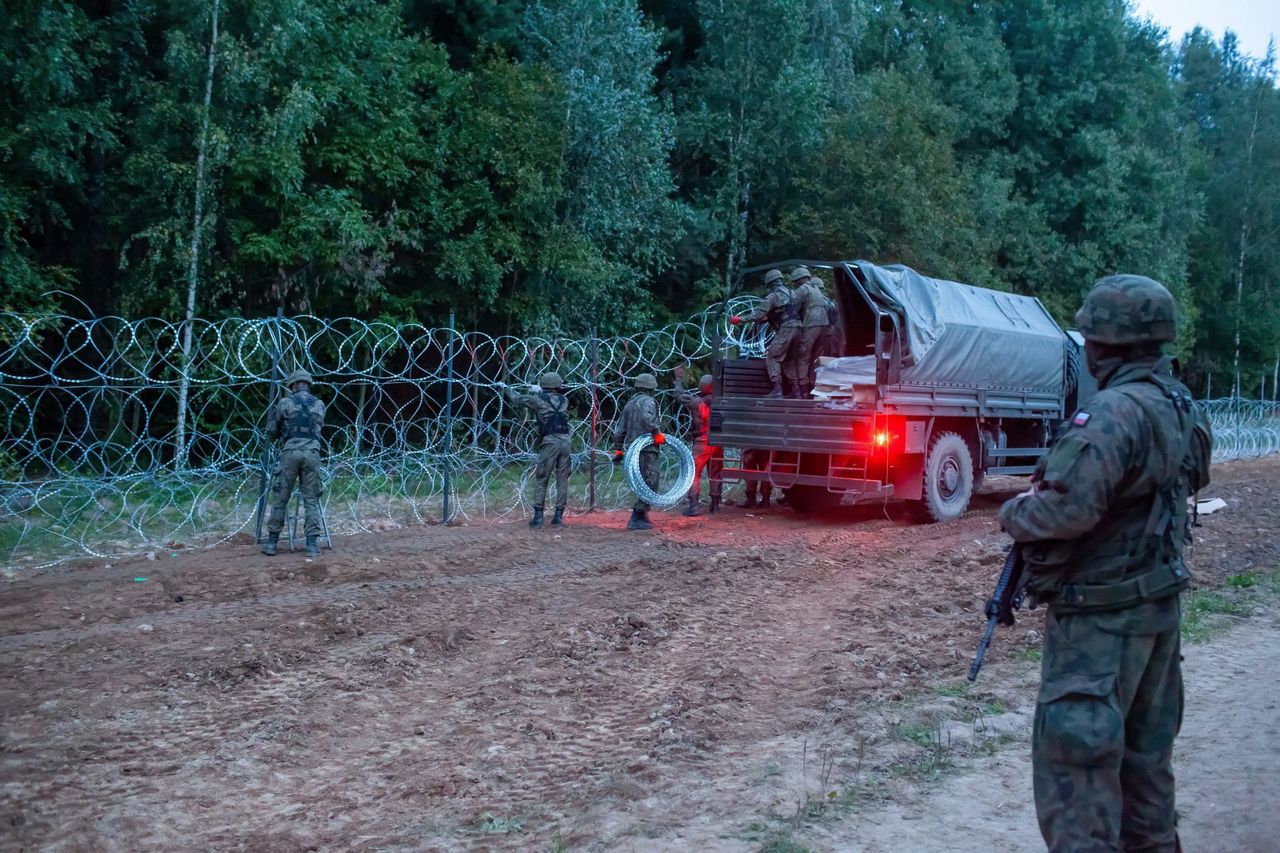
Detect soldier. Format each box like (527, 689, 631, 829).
(730, 268, 803, 398)
(793, 269, 830, 395)
(738, 448, 773, 508)
(675, 372, 722, 516)
(505, 372, 572, 528)
(262, 369, 327, 557)
(998, 275, 1213, 853)
(612, 373, 663, 530)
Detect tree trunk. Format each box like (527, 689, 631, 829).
(174, 0, 220, 467)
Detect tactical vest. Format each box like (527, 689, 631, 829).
(537, 392, 570, 439)
(1028, 371, 1197, 613)
(286, 393, 320, 442)
(769, 286, 801, 325)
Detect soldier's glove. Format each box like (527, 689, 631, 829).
(652, 431, 666, 446)
(729, 316, 743, 326)
(611, 450, 624, 466)
(526, 384, 540, 393)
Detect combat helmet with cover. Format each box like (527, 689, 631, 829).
(284, 368, 313, 388)
(788, 266, 811, 284)
(634, 373, 658, 390)
(539, 371, 564, 391)
(763, 269, 784, 287)
(1075, 275, 1177, 346)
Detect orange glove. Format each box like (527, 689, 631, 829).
(729, 315, 743, 326)
(612, 450, 624, 465)
(652, 431, 666, 446)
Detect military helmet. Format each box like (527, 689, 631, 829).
(789, 266, 811, 284)
(764, 269, 784, 286)
(634, 373, 658, 390)
(284, 368, 313, 387)
(698, 374, 714, 393)
(539, 371, 564, 390)
(1075, 275, 1177, 345)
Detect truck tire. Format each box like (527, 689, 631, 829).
(785, 485, 842, 513)
(918, 431, 974, 522)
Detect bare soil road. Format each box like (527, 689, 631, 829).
(2, 459, 1278, 851)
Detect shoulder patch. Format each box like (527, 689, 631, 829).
(1072, 411, 1091, 427)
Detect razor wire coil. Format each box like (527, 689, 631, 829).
(623, 434, 696, 508)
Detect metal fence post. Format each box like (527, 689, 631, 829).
(442, 311, 456, 525)
(589, 327, 599, 512)
(254, 307, 284, 543)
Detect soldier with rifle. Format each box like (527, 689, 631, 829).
(729, 268, 804, 398)
(988, 276, 1212, 852)
(262, 369, 327, 557)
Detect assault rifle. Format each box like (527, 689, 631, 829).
(967, 542, 1029, 682)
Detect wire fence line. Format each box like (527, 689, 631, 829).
(1, 309, 1276, 569)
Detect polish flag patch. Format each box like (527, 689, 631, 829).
(1073, 411, 1092, 427)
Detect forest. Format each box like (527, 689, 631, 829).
(2, 0, 1278, 397)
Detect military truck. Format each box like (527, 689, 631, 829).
(710, 260, 1094, 520)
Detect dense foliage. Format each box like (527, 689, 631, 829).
(2, 0, 1278, 394)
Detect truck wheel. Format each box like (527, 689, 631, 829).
(785, 485, 842, 513)
(919, 431, 974, 522)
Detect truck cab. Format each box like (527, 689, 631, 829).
(709, 260, 1091, 520)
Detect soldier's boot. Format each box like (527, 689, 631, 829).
(551, 506, 565, 526)
(683, 496, 702, 517)
(739, 493, 758, 508)
(305, 536, 320, 558)
(529, 506, 545, 528)
(760, 494, 771, 508)
(627, 509, 654, 531)
(262, 533, 279, 556)
(766, 382, 783, 398)
(709, 496, 721, 514)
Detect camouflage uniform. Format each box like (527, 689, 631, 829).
(739, 448, 773, 507)
(998, 275, 1213, 853)
(507, 372, 572, 527)
(613, 374, 661, 529)
(676, 375, 722, 515)
(794, 272, 830, 393)
(744, 269, 804, 397)
(265, 370, 326, 555)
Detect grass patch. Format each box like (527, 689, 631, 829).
(1182, 589, 1253, 644)
(1014, 647, 1043, 663)
(933, 683, 968, 698)
(473, 812, 525, 835)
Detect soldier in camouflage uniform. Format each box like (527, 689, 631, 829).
(793, 270, 830, 395)
(612, 373, 662, 530)
(676, 373, 722, 516)
(505, 372, 572, 528)
(263, 369, 327, 557)
(998, 275, 1213, 853)
(731, 268, 803, 398)
(738, 447, 772, 508)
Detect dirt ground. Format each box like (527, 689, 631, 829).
(2, 458, 1278, 852)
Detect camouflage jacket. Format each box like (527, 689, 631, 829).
(506, 388, 571, 441)
(613, 393, 660, 451)
(795, 281, 829, 327)
(676, 389, 712, 446)
(999, 357, 1212, 599)
(270, 390, 326, 452)
(746, 285, 802, 329)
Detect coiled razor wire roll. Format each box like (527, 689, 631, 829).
(623, 434, 695, 508)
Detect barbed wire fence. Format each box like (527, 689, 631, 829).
(1, 308, 1277, 570)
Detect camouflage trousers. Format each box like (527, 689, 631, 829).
(633, 448, 660, 512)
(688, 441, 723, 502)
(532, 434, 571, 509)
(1033, 596, 1183, 853)
(796, 326, 826, 388)
(267, 448, 323, 537)
(742, 448, 773, 501)
(766, 323, 804, 389)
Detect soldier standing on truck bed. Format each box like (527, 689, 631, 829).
(675, 371, 722, 516)
(262, 369, 326, 557)
(504, 372, 572, 528)
(730, 268, 803, 398)
(998, 275, 1212, 853)
(612, 373, 664, 530)
(793, 268, 830, 396)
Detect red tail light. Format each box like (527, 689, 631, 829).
(874, 431, 892, 447)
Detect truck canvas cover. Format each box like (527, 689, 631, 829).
(854, 262, 1067, 393)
